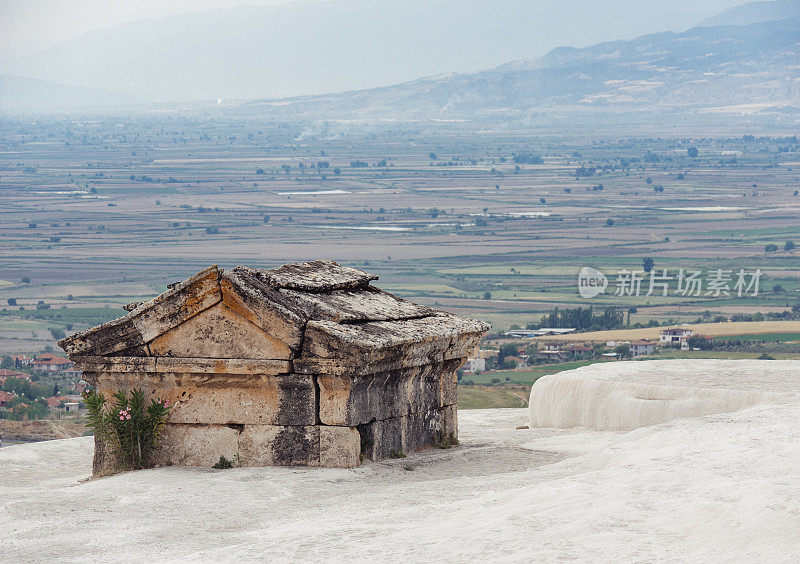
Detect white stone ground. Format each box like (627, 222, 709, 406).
(3, 360, 800, 562)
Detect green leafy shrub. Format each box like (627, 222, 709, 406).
(212, 456, 234, 469)
(83, 388, 171, 471)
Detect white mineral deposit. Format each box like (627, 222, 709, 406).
(3, 359, 799, 562)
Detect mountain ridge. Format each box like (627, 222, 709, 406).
(0, 0, 753, 104)
(699, 0, 800, 26)
(228, 16, 800, 120)
(1, 3, 796, 118)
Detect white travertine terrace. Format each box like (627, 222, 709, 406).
(529, 359, 799, 431)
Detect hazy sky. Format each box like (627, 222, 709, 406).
(0, 0, 297, 58)
(0, 0, 753, 62)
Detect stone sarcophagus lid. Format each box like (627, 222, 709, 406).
(60, 260, 489, 473)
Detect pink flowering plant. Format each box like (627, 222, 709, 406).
(83, 388, 171, 471)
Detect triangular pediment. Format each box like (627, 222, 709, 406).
(148, 302, 293, 360)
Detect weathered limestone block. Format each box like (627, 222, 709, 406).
(279, 286, 434, 324)
(149, 302, 292, 360)
(60, 266, 221, 357)
(75, 356, 158, 378)
(62, 319, 145, 361)
(151, 424, 239, 467)
(227, 266, 431, 326)
(237, 425, 360, 467)
(220, 270, 305, 353)
(131, 266, 222, 343)
(155, 357, 291, 375)
(360, 416, 401, 462)
(256, 259, 378, 291)
(73, 356, 292, 378)
(359, 405, 458, 461)
(91, 372, 316, 426)
(316, 359, 460, 426)
(440, 364, 459, 408)
(320, 426, 361, 468)
(239, 425, 319, 466)
(298, 314, 488, 376)
(164, 374, 316, 426)
(227, 267, 319, 321)
(92, 433, 121, 477)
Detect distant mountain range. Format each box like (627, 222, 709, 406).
(0, 0, 797, 117)
(239, 16, 800, 119)
(699, 0, 800, 26)
(0, 0, 763, 105)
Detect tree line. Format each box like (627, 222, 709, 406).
(531, 306, 625, 331)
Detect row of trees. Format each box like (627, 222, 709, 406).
(765, 241, 796, 252)
(0, 377, 54, 421)
(531, 306, 625, 331)
(0, 397, 50, 420)
(729, 305, 800, 322)
(1, 377, 52, 401)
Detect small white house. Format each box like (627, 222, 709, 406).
(463, 358, 486, 373)
(660, 328, 695, 344)
(63, 401, 80, 413)
(630, 340, 654, 357)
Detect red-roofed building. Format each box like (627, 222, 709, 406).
(504, 355, 526, 369)
(32, 353, 74, 373)
(45, 396, 68, 409)
(566, 343, 594, 358)
(45, 395, 81, 412)
(11, 402, 30, 419)
(0, 369, 31, 384)
(537, 349, 569, 363)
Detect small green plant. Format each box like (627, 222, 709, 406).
(389, 449, 406, 459)
(212, 456, 234, 469)
(434, 432, 460, 449)
(403, 463, 415, 471)
(359, 434, 374, 462)
(360, 436, 374, 453)
(83, 388, 171, 471)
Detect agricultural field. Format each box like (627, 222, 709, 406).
(730, 332, 800, 342)
(462, 359, 616, 386)
(456, 385, 530, 410)
(0, 116, 798, 355)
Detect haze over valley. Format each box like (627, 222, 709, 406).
(2, 2, 800, 561)
(1, 0, 795, 110)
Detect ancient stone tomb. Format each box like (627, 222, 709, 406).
(60, 260, 488, 473)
